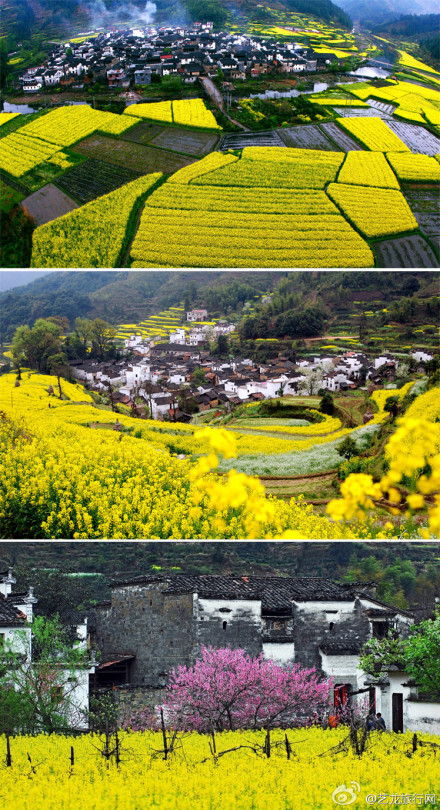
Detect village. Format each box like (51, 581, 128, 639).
(18, 23, 341, 93)
(2, 563, 440, 736)
(69, 307, 434, 422)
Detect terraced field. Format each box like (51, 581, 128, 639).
(72, 134, 196, 174)
(373, 233, 440, 267)
(403, 189, 440, 253)
(55, 158, 142, 205)
(278, 125, 338, 150)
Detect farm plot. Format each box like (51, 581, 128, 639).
(327, 183, 418, 238)
(130, 150, 373, 268)
(123, 98, 221, 130)
(0, 179, 24, 212)
(337, 152, 400, 189)
(278, 125, 338, 151)
(72, 134, 197, 174)
(403, 189, 440, 252)
(194, 147, 345, 189)
(332, 106, 392, 118)
(55, 158, 142, 205)
(386, 152, 440, 183)
(367, 99, 396, 116)
(148, 126, 220, 156)
(31, 173, 161, 268)
(384, 120, 440, 156)
(319, 122, 363, 151)
(219, 130, 285, 150)
(335, 117, 410, 152)
(21, 183, 78, 225)
(120, 121, 165, 144)
(373, 233, 439, 268)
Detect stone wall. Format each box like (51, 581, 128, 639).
(195, 597, 263, 657)
(95, 583, 196, 685)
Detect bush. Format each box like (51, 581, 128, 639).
(338, 457, 368, 480)
(319, 392, 334, 415)
(337, 436, 358, 460)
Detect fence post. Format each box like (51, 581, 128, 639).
(160, 708, 168, 761)
(6, 735, 12, 767)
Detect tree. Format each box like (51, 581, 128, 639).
(0, 616, 90, 733)
(89, 318, 117, 360)
(193, 367, 207, 386)
(48, 351, 70, 398)
(0, 40, 10, 89)
(297, 368, 324, 396)
(360, 612, 440, 697)
(216, 334, 229, 356)
(163, 646, 331, 732)
(384, 396, 399, 421)
(319, 391, 334, 415)
(337, 436, 358, 460)
(11, 319, 62, 373)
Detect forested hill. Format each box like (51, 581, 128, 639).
(0, 271, 283, 343)
(374, 13, 440, 37)
(1, 542, 439, 617)
(1, 270, 438, 345)
(2, 0, 351, 48)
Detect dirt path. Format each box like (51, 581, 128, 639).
(199, 77, 249, 131)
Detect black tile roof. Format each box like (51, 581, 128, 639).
(0, 595, 26, 627)
(109, 575, 377, 611)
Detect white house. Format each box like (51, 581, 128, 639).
(187, 309, 208, 322)
(0, 567, 95, 731)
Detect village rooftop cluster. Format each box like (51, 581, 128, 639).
(3, 565, 439, 735)
(70, 308, 433, 421)
(18, 24, 335, 93)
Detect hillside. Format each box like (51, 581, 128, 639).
(0, 270, 285, 343)
(1, 269, 438, 346)
(0, 0, 351, 46)
(1, 542, 439, 615)
(336, 0, 438, 28)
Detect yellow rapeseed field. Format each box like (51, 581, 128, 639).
(1, 729, 439, 810)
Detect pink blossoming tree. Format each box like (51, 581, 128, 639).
(162, 646, 332, 732)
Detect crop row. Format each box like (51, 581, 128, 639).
(193, 153, 344, 189)
(336, 117, 410, 152)
(0, 111, 20, 127)
(386, 152, 440, 182)
(0, 132, 60, 177)
(0, 106, 142, 179)
(20, 105, 140, 147)
(5, 728, 440, 810)
(31, 174, 161, 268)
(327, 183, 418, 238)
(124, 98, 221, 130)
(168, 151, 238, 184)
(337, 151, 400, 189)
(0, 372, 361, 539)
(147, 184, 339, 213)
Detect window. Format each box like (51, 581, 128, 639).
(222, 621, 227, 630)
(334, 684, 350, 710)
(372, 621, 389, 639)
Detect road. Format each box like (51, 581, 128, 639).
(199, 77, 249, 131)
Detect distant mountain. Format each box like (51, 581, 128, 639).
(1, 270, 438, 346)
(374, 13, 440, 38)
(0, 271, 52, 293)
(336, 0, 437, 28)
